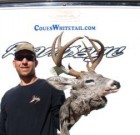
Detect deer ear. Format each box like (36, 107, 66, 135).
(47, 76, 74, 90)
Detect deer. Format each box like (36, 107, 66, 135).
(47, 32, 121, 135)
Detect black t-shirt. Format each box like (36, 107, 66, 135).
(0, 79, 65, 135)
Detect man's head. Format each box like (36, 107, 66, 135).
(13, 42, 38, 78)
(14, 41, 36, 56)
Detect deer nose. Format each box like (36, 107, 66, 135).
(112, 81, 121, 89)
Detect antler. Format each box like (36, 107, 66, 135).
(51, 32, 105, 78)
(51, 32, 83, 78)
(84, 36, 105, 71)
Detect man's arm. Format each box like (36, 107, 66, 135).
(51, 88, 65, 130)
(0, 100, 7, 135)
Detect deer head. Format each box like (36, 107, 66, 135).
(47, 32, 121, 135)
(48, 32, 120, 95)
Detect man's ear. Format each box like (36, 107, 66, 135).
(12, 60, 16, 68)
(35, 60, 38, 67)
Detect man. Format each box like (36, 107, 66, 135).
(0, 42, 65, 135)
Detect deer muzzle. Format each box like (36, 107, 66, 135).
(111, 80, 121, 89)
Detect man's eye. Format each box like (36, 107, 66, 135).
(85, 80, 94, 83)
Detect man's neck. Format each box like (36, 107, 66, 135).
(20, 76, 38, 86)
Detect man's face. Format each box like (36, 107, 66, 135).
(13, 50, 38, 77)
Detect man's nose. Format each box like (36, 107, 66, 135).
(22, 58, 28, 63)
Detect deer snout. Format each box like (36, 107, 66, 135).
(111, 80, 121, 89)
(104, 80, 121, 95)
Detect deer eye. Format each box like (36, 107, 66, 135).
(85, 79, 94, 83)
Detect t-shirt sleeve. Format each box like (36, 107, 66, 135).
(50, 86, 65, 130)
(0, 95, 7, 135)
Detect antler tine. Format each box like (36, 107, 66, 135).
(56, 32, 83, 67)
(51, 32, 83, 78)
(51, 34, 60, 65)
(68, 64, 84, 78)
(85, 36, 105, 71)
(82, 41, 94, 71)
(82, 41, 94, 63)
